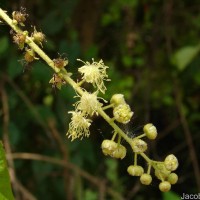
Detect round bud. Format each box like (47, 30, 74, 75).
(164, 154, 178, 171)
(127, 165, 144, 176)
(143, 123, 157, 140)
(159, 181, 171, 192)
(155, 163, 171, 181)
(101, 140, 117, 156)
(112, 144, 127, 159)
(130, 138, 147, 153)
(167, 173, 178, 184)
(140, 173, 152, 185)
(113, 104, 134, 124)
(101, 140, 127, 159)
(110, 94, 126, 106)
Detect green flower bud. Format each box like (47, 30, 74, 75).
(167, 173, 178, 184)
(112, 144, 127, 159)
(130, 138, 147, 153)
(127, 165, 144, 176)
(101, 140, 117, 155)
(155, 163, 171, 180)
(113, 104, 133, 124)
(140, 173, 152, 185)
(110, 94, 126, 106)
(159, 181, 171, 192)
(143, 123, 157, 140)
(164, 154, 178, 171)
(101, 140, 127, 159)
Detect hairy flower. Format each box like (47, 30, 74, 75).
(66, 111, 92, 141)
(75, 91, 103, 116)
(77, 58, 110, 93)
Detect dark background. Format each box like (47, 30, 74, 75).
(0, 0, 200, 199)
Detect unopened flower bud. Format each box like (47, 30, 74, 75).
(140, 173, 152, 185)
(164, 154, 178, 171)
(130, 138, 147, 153)
(167, 173, 178, 184)
(127, 165, 144, 176)
(112, 144, 127, 159)
(113, 104, 133, 124)
(101, 140, 118, 156)
(159, 181, 171, 192)
(110, 94, 126, 106)
(155, 163, 171, 180)
(143, 123, 157, 140)
(101, 140, 126, 159)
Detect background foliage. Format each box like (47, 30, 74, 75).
(0, 0, 200, 199)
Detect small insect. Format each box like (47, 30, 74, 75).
(12, 7, 28, 26)
(49, 73, 66, 90)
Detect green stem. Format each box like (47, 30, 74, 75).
(111, 131, 117, 141)
(134, 153, 137, 165)
(102, 104, 113, 110)
(136, 133, 146, 139)
(117, 135, 121, 144)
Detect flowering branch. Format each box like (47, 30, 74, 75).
(0, 7, 179, 192)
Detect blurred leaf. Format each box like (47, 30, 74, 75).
(8, 56, 22, 78)
(162, 191, 181, 200)
(122, 55, 134, 68)
(172, 45, 200, 71)
(9, 122, 21, 146)
(0, 193, 9, 200)
(42, 11, 64, 35)
(0, 36, 9, 54)
(0, 141, 15, 200)
(84, 189, 98, 200)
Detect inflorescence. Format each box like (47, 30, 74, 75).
(0, 7, 179, 192)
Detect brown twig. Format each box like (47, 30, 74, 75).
(174, 80, 200, 191)
(0, 80, 20, 199)
(47, 118, 72, 200)
(2, 74, 52, 140)
(7, 152, 124, 200)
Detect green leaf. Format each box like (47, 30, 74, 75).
(0, 141, 15, 200)
(162, 191, 181, 200)
(8, 56, 22, 78)
(0, 36, 9, 54)
(0, 193, 9, 200)
(172, 44, 200, 71)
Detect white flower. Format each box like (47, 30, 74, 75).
(74, 91, 103, 116)
(77, 58, 110, 94)
(66, 111, 92, 141)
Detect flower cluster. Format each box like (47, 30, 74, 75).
(0, 8, 179, 192)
